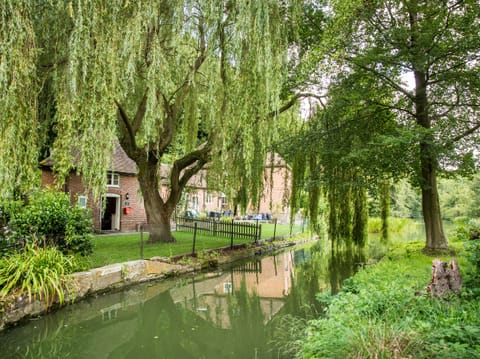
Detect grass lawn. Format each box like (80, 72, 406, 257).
(88, 223, 303, 269)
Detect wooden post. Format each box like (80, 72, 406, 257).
(192, 222, 198, 255)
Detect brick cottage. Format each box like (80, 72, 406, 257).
(40, 142, 292, 232)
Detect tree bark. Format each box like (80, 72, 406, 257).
(420, 152, 448, 250)
(137, 156, 176, 243)
(414, 67, 448, 250)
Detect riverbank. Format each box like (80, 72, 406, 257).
(297, 239, 480, 358)
(0, 234, 314, 331)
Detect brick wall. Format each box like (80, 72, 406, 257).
(40, 169, 56, 187)
(117, 175, 146, 231)
(40, 162, 292, 231)
(258, 165, 291, 221)
(40, 169, 148, 232)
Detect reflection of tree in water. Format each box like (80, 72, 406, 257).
(0, 316, 80, 359)
(0, 244, 373, 359)
(283, 249, 325, 319)
(105, 289, 245, 359)
(269, 243, 366, 359)
(329, 243, 366, 295)
(226, 278, 268, 358)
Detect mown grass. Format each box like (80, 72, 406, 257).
(88, 223, 303, 269)
(299, 236, 480, 359)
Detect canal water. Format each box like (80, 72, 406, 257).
(0, 240, 384, 359)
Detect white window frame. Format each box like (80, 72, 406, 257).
(191, 194, 199, 208)
(106, 172, 120, 187)
(206, 192, 213, 204)
(78, 196, 87, 209)
(223, 282, 232, 294)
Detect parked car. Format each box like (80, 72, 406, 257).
(184, 209, 200, 219)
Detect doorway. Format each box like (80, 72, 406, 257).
(101, 195, 120, 230)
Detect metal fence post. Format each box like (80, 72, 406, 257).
(192, 222, 198, 255)
(273, 218, 277, 240)
(230, 219, 234, 249)
(140, 224, 144, 259)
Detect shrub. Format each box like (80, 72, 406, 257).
(0, 242, 76, 305)
(65, 207, 94, 256)
(452, 218, 480, 241)
(0, 200, 23, 227)
(0, 200, 24, 257)
(8, 190, 94, 256)
(368, 217, 408, 234)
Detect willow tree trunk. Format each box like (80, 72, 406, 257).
(137, 157, 176, 243)
(414, 69, 448, 250)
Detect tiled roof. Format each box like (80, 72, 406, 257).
(109, 141, 137, 174)
(39, 141, 138, 175)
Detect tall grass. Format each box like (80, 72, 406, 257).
(368, 217, 410, 234)
(0, 242, 76, 305)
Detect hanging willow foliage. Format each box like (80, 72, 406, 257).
(0, 0, 302, 204)
(379, 179, 391, 242)
(0, 1, 39, 198)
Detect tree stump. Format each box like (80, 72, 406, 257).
(425, 259, 461, 297)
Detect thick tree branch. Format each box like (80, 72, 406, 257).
(349, 58, 415, 101)
(448, 123, 480, 144)
(115, 100, 137, 152)
(132, 93, 148, 134)
(267, 93, 326, 118)
(167, 142, 211, 208)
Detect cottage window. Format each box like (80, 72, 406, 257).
(206, 193, 213, 204)
(219, 192, 227, 207)
(78, 196, 87, 209)
(191, 194, 199, 209)
(107, 172, 120, 187)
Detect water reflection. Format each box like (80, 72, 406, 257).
(0, 240, 385, 359)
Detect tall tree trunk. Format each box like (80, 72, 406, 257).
(420, 149, 448, 249)
(137, 157, 176, 243)
(414, 68, 448, 250)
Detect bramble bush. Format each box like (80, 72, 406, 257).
(2, 190, 93, 256)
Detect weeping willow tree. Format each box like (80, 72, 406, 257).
(0, 1, 39, 198)
(0, 1, 303, 242)
(284, 71, 404, 246)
